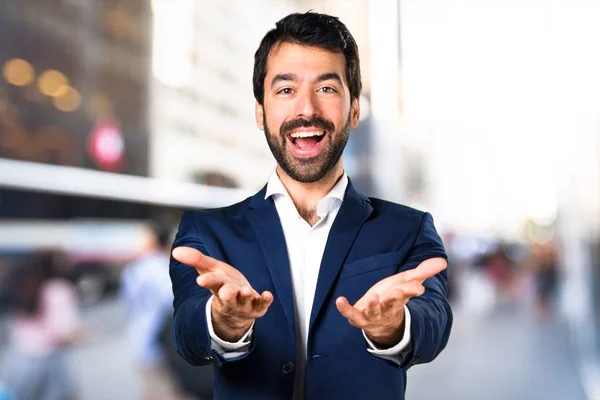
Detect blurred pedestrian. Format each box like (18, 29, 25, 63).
(121, 222, 180, 400)
(442, 231, 461, 303)
(531, 241, 560, 318)
(0, 250, 81, 400)
(485, 244, 518, 306)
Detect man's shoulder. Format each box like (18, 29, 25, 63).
(367, 197, 428, 222)
(182, 194, 254, 224)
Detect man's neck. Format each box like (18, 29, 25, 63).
(275, 163, 344, 225)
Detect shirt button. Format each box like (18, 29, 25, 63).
(281, 361, 295, 375)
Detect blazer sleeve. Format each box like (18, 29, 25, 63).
(400, 211, 453, 370)
(169, 211, 256, 367)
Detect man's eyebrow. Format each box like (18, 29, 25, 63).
(270, 72, 344, 88)
(316, 72, 343, 85)
(271, 73, 299, 88)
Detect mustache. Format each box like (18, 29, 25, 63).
(280, 116, 335, 136)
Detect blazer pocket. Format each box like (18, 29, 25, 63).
(341, 250, 406, 279)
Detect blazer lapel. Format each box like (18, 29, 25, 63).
(308, 180, 373, 334)
(245, 187, 296, 336)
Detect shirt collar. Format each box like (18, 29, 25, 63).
(264, 169, 348, 217)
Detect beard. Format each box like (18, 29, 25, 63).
(264, 112, 352, 183)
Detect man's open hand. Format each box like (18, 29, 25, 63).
(172, 246, 273, 342)
(336, 257, 447, 348)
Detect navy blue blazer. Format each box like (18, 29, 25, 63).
(169, 179, 452, 400)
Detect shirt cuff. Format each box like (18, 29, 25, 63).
(206, 296, 254, 357)
(363, 305, 412, 363)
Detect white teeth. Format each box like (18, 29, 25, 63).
(290, 130, 326, 138)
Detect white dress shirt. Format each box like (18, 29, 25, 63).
(205, 169, 412, 397)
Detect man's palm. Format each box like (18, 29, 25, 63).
(172, 246, 273, 340)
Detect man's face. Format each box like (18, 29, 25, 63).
(256, 42, 360, 183)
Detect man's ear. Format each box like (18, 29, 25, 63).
(255, 101, 265, 130)
(351, 98, 360, 128)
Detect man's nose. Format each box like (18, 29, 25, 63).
(293, 90, 320, 119)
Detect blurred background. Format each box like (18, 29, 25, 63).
(0, 0, 598, 399)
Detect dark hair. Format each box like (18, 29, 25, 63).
(10, 250, 68, 315)
(149, 221, 173, 249)
(253, 11, 362, 105)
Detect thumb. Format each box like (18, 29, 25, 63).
(335, 296, 351, 313)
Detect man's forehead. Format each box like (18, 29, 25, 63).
(266, 42, 346, 78)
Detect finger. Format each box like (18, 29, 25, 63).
(412, 284, 426, 297)
(217, 283, 240, 303)
(364, 293, 382, 318)
(336, 296, 368, 328)
(381, 284, 424, 304)
(172, 246, 220, 273)
(237, 285, 259, 307)
(353, 291, 378, 312)
(251, 291, 274, 316)
(196, 273, 227, 294)
(260, 290, 273, 306)
(241, 285, 259, 297)
(353, 293, 370, 310)
(401, 257, 447, 283)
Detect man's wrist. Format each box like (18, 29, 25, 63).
(211, 306, 254, 342)
(365, 319, 406, 349)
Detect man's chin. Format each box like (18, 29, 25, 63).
(281, 163, 330, 184)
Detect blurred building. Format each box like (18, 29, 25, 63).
(0, 0, 155, 307)
(0, 0, 152, 219)
(0, 0, 151, 175)
(149, 0, 299, 190)
(0, 0, 249, 307)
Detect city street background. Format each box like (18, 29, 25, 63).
(0, 0, 599, 399)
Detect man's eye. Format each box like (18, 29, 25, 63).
(319, 87, 336, 93)
(278, 88, 293, 95)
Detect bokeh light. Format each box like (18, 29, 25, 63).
(2, 58, 35, 87)
(37, 69, 69, 97)
(53, 86, 81, 112)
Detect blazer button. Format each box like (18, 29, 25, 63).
(281, 361, 295, 375)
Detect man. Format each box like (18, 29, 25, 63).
(170, 11, 452, 400)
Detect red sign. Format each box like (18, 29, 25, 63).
(88, 120, 125, 171)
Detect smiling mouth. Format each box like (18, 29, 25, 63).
(288, 130, 327, 150)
